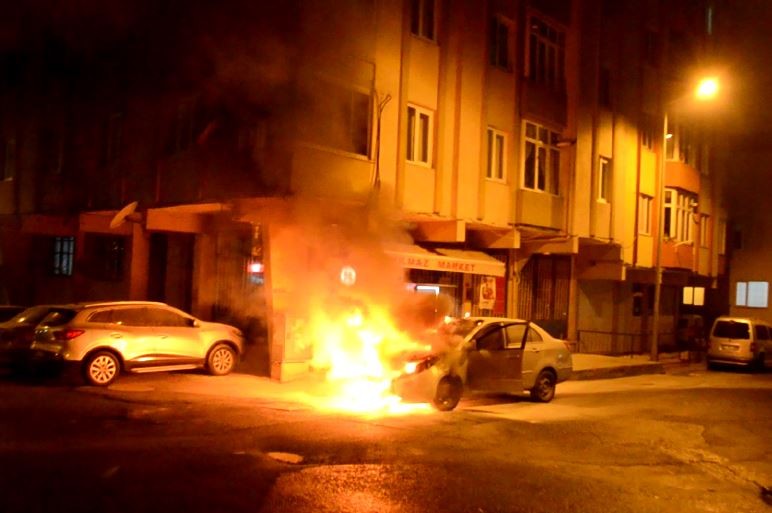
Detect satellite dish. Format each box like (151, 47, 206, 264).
(109, 201, 141, 229)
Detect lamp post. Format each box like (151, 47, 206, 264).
(650, 77, 719, 361)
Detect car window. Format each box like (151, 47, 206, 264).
(712, 320, 750, 339)
(145, 307, 193, 327)
(526, 324, 544, 342)
(475, 325, 505, 351)
(88, 310, 113, 323)
(110, 308, 148, 327)
(504, 323, 527, 348)
(755, 324, 770, 341)
(41, 309, 78, 327)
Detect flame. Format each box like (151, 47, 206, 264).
(302, 304, 433, 416)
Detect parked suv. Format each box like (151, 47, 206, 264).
(30, 301, 244, 386)
(707, 316, 771, 369)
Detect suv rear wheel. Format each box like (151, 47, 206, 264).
(83, 351, 120, 386)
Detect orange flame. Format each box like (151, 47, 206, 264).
(304, 305, 433, 416)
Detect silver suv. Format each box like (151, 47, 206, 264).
(30, 301, 244, 386)
(707, 316, 771, 369)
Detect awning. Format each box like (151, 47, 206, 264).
(385, 244, 506, 277)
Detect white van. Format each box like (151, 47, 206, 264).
(707, 316, 771, 369)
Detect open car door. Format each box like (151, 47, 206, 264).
(466, 321, 525, 393)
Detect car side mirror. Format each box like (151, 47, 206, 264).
(464, 339, 476, 351)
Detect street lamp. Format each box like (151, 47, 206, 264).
(650, 77, 720, 361)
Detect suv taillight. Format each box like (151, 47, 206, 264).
(54, 329, 85, 341)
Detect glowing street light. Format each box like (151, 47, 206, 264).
(695, 77, 719, 100)
(651, 76, 721, 361)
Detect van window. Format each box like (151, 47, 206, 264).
(713, 320, 750, 339)
(755, 324, 770, 341)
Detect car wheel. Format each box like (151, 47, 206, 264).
(83, 351, 120, 386)
(207, 344, 236, 376)
(530, 369, 556, 403)
(432, 376, 462, 412)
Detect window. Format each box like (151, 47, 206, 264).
(598, 157, 612, 201)
(41, 128, 64, 175)
(303, 80, 371, 156)
(640, 113, 656, 150)
(1, 138, 16, 181)
(527, 16, 565, 92)
(522, 121, 560, 194)
(406, 105, 433, 165)
(52, 236, 75, 276)
(638, 194, 652, 234)
(486, 128, 506, 181)
(410, 0, 435, 40)
(699, 215, 710, 248)
(736, 281, 769, 308)
(713, 320, 750, 339)
(489, 16, 512, 70)
(476, 326, 505, 351)
(682, 286, 705, 306)
(85, 235, 126, 282)
(663, 188, 697, 242)
(110, 308, 148, 327)
(146, 308, 193, 327)
(505, 323, 527, 348)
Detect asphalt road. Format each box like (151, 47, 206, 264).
(0, 367, 770, 513)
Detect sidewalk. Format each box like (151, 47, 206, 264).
(571, 352, 706, 380)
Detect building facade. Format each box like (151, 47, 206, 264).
(0, 0, 731, 379)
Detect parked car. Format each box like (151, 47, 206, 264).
(29, 301, 244, 386)
(0, 305, 72, 370)
(392, 317, 573, 411)
(0, 305, 26, 323)
(706, 316, 771, 369)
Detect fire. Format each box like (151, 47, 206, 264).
(304, 304, 433, 416)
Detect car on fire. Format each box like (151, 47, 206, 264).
(29, 301, 244, 386)
(392, 317, 573, 411)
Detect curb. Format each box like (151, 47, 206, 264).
(571, 363, 666, 381)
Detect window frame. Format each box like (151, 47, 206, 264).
(525, 14, 566, 92)
(406, 104, 434, 167)
(410, 0, 437, 41)
(51, 236, 75, 277)
(699, 214, 710, 248)
(598, 156, 612, 202)
(735, 281, 770, 308)
(521, 120, 560, 195)
(638, 194, 652, 235)
(1, 137, 16, 181)
(489, 15, 513, 71)
(486, 127, 507, 182)
(663, 188, 697, 242)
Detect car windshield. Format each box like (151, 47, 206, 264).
(440, 318, 485, 338)
(713, 320, 750, 339)
(9, 306, 55, 326)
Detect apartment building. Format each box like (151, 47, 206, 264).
(0, 0, 727, 378)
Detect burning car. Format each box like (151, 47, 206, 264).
(392, 317, 573, 411)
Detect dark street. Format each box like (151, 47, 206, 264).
(1, 369, 770, 513)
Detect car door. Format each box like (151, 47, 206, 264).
(92, 307, 156, 364)
(521, 322, 545, 386)
(466, 322, 524, 393)
(146, 306, 203, 364)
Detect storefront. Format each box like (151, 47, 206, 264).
(385, 244, 507, 318)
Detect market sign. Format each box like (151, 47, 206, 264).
(385, 245, 505, 277)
